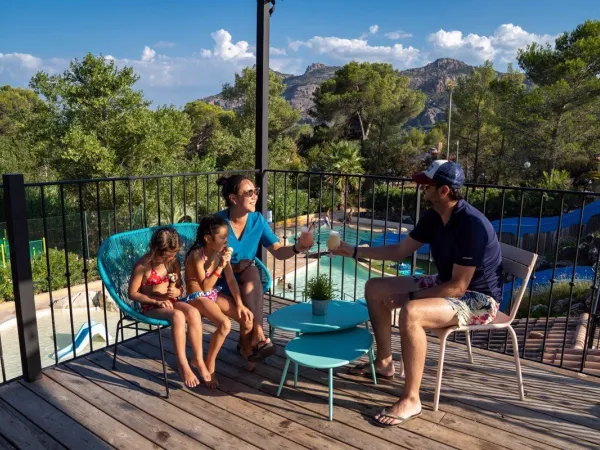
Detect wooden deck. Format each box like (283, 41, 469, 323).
(0, 298, 599, 449)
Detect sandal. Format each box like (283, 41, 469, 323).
(347, 363, 395, 380)
(372, 408, 422, 428)
(248, 340, 276, 362)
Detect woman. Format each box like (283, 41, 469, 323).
(215, 175, 312, 362)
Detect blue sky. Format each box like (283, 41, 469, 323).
(1, 0, 598, 106)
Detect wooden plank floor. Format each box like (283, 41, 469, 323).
(1, 298, 599, 449)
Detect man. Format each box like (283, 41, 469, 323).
(332, 160, 503, 427)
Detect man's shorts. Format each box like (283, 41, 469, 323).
(412, 274, 499, 327)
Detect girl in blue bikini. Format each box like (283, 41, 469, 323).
(184, 216, 255, 384)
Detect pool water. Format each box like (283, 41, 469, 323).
(0, 307, 149, 382)
(273, 255, 421, 302)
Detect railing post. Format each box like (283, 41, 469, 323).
(411, 187, 422, 275)
(2, 174, 42, 382)
(255, 0, 273, 263)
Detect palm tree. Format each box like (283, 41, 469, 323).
(324, 140, 364, 208)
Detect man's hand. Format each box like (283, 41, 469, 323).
(330, 240, 355, 258)
(236, 304, 254, 322)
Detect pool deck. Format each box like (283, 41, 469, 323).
(0, 297, 599, 449)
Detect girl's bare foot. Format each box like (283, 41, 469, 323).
(191, 359, 212, 384)
(206, 372, 219, 389)
(178, 363, 200, 388)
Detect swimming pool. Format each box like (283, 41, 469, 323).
(273, 255, 421, 302)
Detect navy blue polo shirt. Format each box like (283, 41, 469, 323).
(409, 200, 503, 302)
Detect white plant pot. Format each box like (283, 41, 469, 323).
(311, 299, 330, 316)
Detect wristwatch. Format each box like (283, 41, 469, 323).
(408, 291, 415, 301)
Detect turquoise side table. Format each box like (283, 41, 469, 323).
(277, 327, 376, 421)
(267, 300, 369, 334)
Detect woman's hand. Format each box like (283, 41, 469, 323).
(294, 242, 312, 253)
(236, 304, 254, 322)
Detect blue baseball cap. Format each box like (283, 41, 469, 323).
(412, 160, 465, 189)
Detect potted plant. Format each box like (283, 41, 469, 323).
(304, 274, 334, 316)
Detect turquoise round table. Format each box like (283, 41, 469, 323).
(277, 327, 375, 421)
(267, 300, 370, 334)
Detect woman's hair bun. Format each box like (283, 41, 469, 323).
(216, 176, 229, 186)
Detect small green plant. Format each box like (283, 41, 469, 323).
(304, 274, 334, 301)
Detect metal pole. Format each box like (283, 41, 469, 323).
(446, 88, 453, 160)
(3, 174, 42, 382)
(456, 140, 459, 164)
(255, 0, 272, 263)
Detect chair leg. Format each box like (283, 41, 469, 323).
(368, 345, 377, 385)
(157, 327, 170, 398)
(277, 358, 291, 397)
(328, 368, 334, 421)
(465, 330, 474, 363)
(433, 331, 450, 412)
(112, 317, 123, 370)
(507, 325, 525, 400)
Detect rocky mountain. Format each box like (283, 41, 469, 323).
(202, 58, 478, 128)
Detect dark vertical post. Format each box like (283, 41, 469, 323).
(3, 174, 42, 381)
(255, 0, 272, 262)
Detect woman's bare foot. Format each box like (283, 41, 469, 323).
(206, 372, 219, 389)
(191, 359, 212, 384)
(178, 363, 200, 388)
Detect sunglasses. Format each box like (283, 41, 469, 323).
(240, 187, 260, 198)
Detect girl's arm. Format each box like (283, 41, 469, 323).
(167, 259, 184, 298)
(190, 250, 225, 292)
(128, 262, 166, 307)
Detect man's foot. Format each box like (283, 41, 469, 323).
(178, 363, 200, 388)
(205, 372, 219, 389)
(373, 398, 422, 427)
(191, 359, 212, 384)
(348, 361, 395, 379)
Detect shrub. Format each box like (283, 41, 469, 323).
(0, 248, 98, 302)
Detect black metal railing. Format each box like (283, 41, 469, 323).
(1, 169, 600, 384)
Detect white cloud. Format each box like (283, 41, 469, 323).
(270, 47, 287, 56)
(201, 29, 254, 61)
(155, 41, 175, 48)
(0, 52, 64, 81)
(141, 46, 156, 62)
(385, 31, 413, 40)
(369, 24, 379, 35)
(289, 35, 420, 67)
(427, 24, 555, 64)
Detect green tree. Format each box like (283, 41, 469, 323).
(311, 62, 425, 145)
(183, 100, 234, 159)
(517, 20, 600, 175)
(451, 61, 498, 182)
(28, 53, 194, 179)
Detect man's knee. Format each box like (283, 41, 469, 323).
(399, 301, 421, 326)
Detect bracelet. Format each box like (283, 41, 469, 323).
(352, 246, 358, 259)
(213, 271, 222, 279)
(292, 244, 300, 254)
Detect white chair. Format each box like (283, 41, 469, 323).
(432, 243, 538, 411)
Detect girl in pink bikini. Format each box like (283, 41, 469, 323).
(185, 215, 254, 386)
(128, 227, 210, 388)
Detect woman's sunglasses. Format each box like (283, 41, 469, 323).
(240, 187, 260, 198)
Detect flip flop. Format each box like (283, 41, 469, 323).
(347, 363, 395, 380)
(248, 340, 276, 362)
(372, 408, 422, 428)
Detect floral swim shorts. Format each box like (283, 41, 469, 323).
(411, 275, 499, 327)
